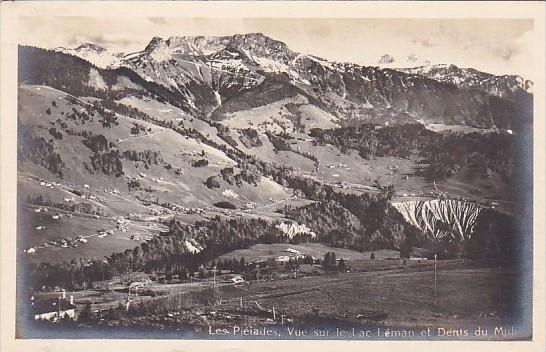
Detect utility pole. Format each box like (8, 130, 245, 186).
(212, 266, 217, 306)
(433, 254, 437, 306)
(57, 296, 61, 324)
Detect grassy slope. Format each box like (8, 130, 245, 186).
(17, 82, 513, 265)
(221, 94, 339, 133)
(217, 243, 375, 263)
(17, 84, 290, 263)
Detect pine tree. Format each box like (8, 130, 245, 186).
(322, 252, 331, 270)
(239, 257, 246, 273)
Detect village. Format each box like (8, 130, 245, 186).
(26, 247, 516, 342)
(28, 241, 443, 328)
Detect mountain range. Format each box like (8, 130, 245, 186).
(50, 33, 533, 131)
(17, 32, 532, 266)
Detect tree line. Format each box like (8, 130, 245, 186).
(310, 123, 521, 183)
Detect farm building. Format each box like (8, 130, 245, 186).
(222, 275, 245, 284)
(128, 279, 152, 290)
(284, 248, 302, 255)
(275, 255, 291, 263)
(33, 300, 76, 322)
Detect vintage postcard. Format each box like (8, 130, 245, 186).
(1, 1, 545, 351)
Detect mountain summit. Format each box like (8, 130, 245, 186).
(45, 33, 533, 131)
(55, 43, 123, 69)
(398, 64, 533, 99)
(75, 43, 108, 53)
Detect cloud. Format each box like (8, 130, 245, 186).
(412, 38, 436, 48)
(500, 48, 517, 61)
(504, 29, 536, 79)
(16, 17, 535, 78)
(148, 17, 167, 25)
(64, 32, 137, 50)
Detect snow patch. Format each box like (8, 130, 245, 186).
(222, 189, 240, 199)
(276, 222, 316, 239)
(88, 68, 107, 90)
(185, 240, 202, 254)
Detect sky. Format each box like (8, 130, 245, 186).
(18, 17, 535, 79)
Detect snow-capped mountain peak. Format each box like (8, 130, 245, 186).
(377, 53, 430, 67)
(75, 43, 107, 53)
(52, 34, 532, 126)
(137, 33, 296, 62)
(54, 43, 122, 69)
(144, 36, 166, 52)
(378, 54, 395, 65)
(397, 63, 533, 98)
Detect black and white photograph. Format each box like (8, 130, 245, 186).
(1, 1, 545, 350)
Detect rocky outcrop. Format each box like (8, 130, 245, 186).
(397, 64, 533, 100)
(275, 221, 317, 240)
(113, 34, 530, 129)
(392, 199, 482, 241)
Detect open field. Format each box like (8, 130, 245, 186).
(216, 243, 398, 263)
(211, 263, 519, 331)
(28, 259, 524, 339)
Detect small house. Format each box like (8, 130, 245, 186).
(409, 256, 428, 261)
(222, 275, 245, 284)
(33, 300, 76, 322)
(230, 275, 245, 284)
(275, 255, 291, 263)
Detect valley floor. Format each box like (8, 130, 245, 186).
(23, 258, 528, 340)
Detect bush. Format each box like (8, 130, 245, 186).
(214, 201, 236, 210)
(266, 131, 291, 152)
(192, 159, 209, 167)
(128, 180, 141, 190)
(239, 128, 263, 148)
(48, 127, 63, 140)
(83, 134, 110, 153)
(204, 176, 221, 189)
